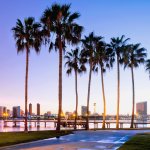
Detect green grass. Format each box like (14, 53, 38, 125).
(0, 130, 72, 147)
(119, 133, 150, 150)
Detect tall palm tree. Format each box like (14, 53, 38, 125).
(12, 17, 42, 132)
(65, 48, 86, 130)
(109, 35, 129, 129)
(81, 32, 102, 130)
(145, 59, 150, 79)
(123, 43, 147, 128)
(41, 4, 83, 131)
(93, 41, 114, 129)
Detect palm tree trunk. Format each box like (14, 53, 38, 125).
(56, 35, 62, 132)
(24, 48, 29, 132)
(130, 66, 135, 128)
(116, 56, 120, 129)
(86, 63, 92, 130)
(74, 70, 78, 130)
(101, 66, 106, 129)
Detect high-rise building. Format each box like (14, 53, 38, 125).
(81, 106, 87, 116)
(37, 103, 40, 116)
(29, 103, 32, 115)
(13, 106, 20, 118)
(136, 101, 147, 116)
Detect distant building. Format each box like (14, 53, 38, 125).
(37, 103, 40, 116)
(46, 111, 51, 116)
(81, 106, 87, 116)
(0, 106, 4, 117)
(65, 111, 73, 119)
(65, 111, 72, 116)
(13, 106, 20, 118)
(136, 101, 147, 116)
(0, 106, 8, 118)
(29, 103, 32, 115)
(44, 111, 51, 117)
(3, 107, 7, 114)
(7, 109, 11, 117)
(20, 109, 24, 117)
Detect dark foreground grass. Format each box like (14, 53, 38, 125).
(119, 133, 150, 150)
(0, 130, 72, 147)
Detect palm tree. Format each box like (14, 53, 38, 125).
(12, 17, 42, 132)
(93, 41, 114, 129)
(81, 32, 102, 130)
(65, 48, 86, 130)
(145, 59, 150, 79)
(123, 43, 147, 128)
(41, 4, 83, 131)
(109, 35, 129, 129)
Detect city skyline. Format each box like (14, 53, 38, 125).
(0, 0, 150, 115)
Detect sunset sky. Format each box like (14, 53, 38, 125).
(0, 0, 150, 115)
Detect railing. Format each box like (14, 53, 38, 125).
(2, 119, 150, 129)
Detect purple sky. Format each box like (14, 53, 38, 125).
(0, 0, 150, 115)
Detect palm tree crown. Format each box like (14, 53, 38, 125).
(110, 35, 130, 57)
(123, 44, 147, 68)
(41, 4, 83, 50)
(65, 48, 86, 74)
(93, 42, 114, 72)
(81, 32, 102, 65)
(12, 17, 42, 53)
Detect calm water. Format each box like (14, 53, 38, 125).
(0, 120, 149, 132)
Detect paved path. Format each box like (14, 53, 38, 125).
(1, 130, 150, 150)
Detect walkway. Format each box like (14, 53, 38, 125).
(1, 130, 150, 150)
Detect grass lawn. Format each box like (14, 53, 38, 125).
(119, 133, 150, 150)
(0, 130, 72, 147)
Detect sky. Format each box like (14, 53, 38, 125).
(0, 0, 150, 115)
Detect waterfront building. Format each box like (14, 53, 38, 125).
(136, 101, 147, 116)
(37, 103, 40, 116)
(12, 106, 20, 118)
(29, 103, 32, 115)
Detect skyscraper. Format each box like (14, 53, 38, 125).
(37, 103, 40, 116)
(29, 103, 32, 115)
(13, 106, 20, 118)
(136, 101, 147, 116)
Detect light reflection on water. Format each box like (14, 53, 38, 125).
(0, 120, 149, 132)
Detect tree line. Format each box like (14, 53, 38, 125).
(12, 3, 150, 132)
